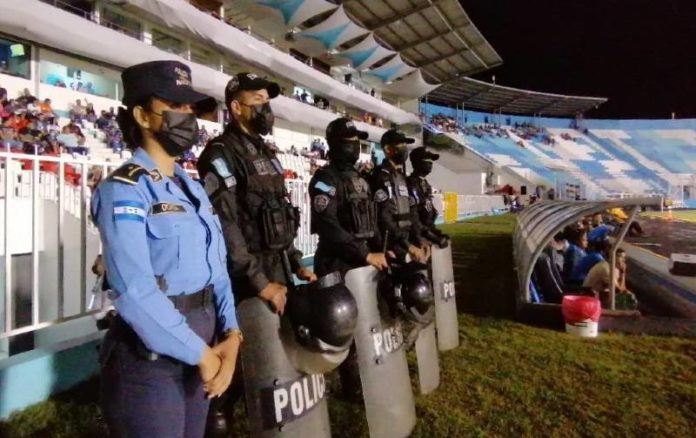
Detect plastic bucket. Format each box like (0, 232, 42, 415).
(561, 295, 601, 338)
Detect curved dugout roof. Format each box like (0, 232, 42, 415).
(342, 0, 503, 83)
(427, 77, 608, 117)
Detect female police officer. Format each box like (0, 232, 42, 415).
(92, 60, 241, 438)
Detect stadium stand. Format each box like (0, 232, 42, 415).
(423, 104, 696, 202)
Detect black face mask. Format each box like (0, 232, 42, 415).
(242, 102, 274, 135)
(152, 110, 199, 157)
(330, 140, 361, 168)
(413, 160, 433, 176)
(390, 146, 408, 165)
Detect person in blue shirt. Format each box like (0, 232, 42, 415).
(570, 234, 612, 284)
(92, 60, 241, 438)
(562, 225, 588, 284)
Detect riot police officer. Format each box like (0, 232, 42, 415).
(407, 147, 450, 248)
(93, 61, 241, 438)
(196, 73, 316, 432)
(370, 129, 429, 263)
(310, 117, 390, 277)
(309, 118, 391, 400)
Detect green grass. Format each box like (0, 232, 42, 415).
(2, 214, 696, 437)
(642, 209, 696, 223)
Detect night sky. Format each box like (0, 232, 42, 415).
(460, 0, 696, 119)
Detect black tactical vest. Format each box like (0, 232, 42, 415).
(337, 168, 376, 240)
(409, 175, 437, 226)
(378, 168, 412, 230)
(213, 129, 298, 252)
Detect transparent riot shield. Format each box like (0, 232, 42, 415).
(236, 297, 331, 437)
(344, 266, 417, 438)
(431, 243, 459, 351)
(414, 321, 440, 394)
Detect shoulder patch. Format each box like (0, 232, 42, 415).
(113, 200, 146, 222)
(314, 181, 336, 197)
(151, 202, 186, 215)
(211, 157, 233, 179)
(109, 163, 147, 185)
(313, 194, 330, 213)
(374, 189, 388, 203)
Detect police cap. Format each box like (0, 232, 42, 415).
(380, 128, 415, 147)
(121, 61, 212, 107)
(326, 117, 368, 142)
(225, 72, 280, 106)
(409, 146, 440, 163)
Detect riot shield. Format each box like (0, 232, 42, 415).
(414, 322, 440, 394)
(236, 297, 331, 438)
(345, 266, 417, 438)
(431, 243, 459, 351)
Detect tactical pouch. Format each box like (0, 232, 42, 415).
(349, 197, 376, 240)
(260, 199, 298, 250)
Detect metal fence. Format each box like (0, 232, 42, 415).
(0, 153, 316, 345)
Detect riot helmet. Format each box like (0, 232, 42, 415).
(380, 263, 435, 324)
(286, 272, 358, 353)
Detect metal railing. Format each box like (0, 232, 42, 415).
(40, 0, 143, 41)
(0, 151, 118, 341)
(0, 152, 317, 343)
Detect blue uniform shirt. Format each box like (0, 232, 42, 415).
(92, 148, 238, 366)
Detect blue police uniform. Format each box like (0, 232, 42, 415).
(93, 147, 238, 438)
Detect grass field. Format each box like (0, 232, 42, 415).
(642, 209, 696, 223)
(2, 214, 695, 437)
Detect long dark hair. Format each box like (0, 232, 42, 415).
(116, 97, 152, 150)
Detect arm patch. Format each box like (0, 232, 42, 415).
(314, 180, 336, 197)
(313, 194, 330, 212)
(109, 163, 147, 185)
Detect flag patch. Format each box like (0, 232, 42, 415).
(114, 200, 146, 222)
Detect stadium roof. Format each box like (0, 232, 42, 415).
(341, 0, 503, 83)
(427, 77, 608, 116)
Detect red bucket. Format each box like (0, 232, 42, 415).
(561, 295, 601, 337)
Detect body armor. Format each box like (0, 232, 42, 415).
(214, 129, 298, 252)
(312, 167, 376, 240)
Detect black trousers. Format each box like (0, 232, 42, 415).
(99, 304, 216, 438)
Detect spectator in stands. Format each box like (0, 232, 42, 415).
(95, 110, 111, 130)
(38, 98, 55, 121)
(0, 61, 8, 75)
(300, 90, 308, 103)
(70, 98, 87, 122)
(562, 225, 588, 284)
(85, 102, 97, 123)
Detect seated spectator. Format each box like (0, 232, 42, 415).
(70, 99, 86, 122)
(562, 225, 588, 283)
(38, 98, 56, 121)
(570, 236, 611, 284)
(583, 248, 637, 309)
(95, 111, 111, 130)
(6, 111, 29, 131)
(85, 103, 97, 123)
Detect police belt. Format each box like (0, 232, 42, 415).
(111, 285, 214, 361)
